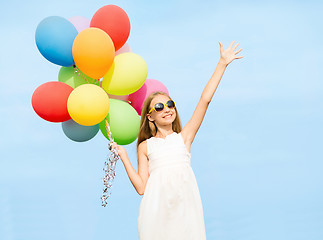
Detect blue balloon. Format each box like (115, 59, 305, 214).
(35, 16, 78, 66)
(62, 119, 99, 142)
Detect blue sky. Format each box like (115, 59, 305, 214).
(1, 0, 322, 239)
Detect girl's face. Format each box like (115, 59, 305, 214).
(146, 95, 176, 125)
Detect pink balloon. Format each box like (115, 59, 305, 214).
(115, 43, 132, 55)
(68, 16, 90, 32)
(128, 79, 169, 115)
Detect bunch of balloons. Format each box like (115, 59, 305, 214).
(32, 5, 169, 145)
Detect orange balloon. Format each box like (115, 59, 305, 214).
(72, 27, 115, 79)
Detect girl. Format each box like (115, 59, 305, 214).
(112, 41, 243, 239)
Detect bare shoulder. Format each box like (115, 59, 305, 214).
(137, 140, 148, 157)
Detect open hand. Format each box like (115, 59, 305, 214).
(219, 41, 243, 66)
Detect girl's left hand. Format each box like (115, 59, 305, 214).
(219, 40, 243, 66)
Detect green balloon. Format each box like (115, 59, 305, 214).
(99, 99, 140, 145)
(58, 66, 100, 88)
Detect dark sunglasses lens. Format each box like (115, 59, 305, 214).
(166, 100, 175, 108)
(154, 103, 164, 112)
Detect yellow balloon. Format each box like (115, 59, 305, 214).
(102, 52, 148, 95)
(67, 84, 110, 126)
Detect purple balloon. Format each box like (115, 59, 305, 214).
(68, 16, 90, 32)
(128, 79, 169, 115)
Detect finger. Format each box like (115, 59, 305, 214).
(219, 41, 223, 50)
(235, 48, 243, 54)
(235, 56, 244, 59)
(232, 43, 239, 51)
(229, 40, 235, 49)
(114, 146, 119, 153)
(111, 142, 118, 149)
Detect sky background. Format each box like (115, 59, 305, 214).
(1, 0, 322, 239)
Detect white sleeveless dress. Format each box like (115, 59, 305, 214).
(138, 132, 206, 240)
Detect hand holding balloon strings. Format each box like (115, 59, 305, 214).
(101, 118, 120, 207)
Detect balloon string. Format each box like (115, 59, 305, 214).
(104, 118, 113, 141)
(73, 65, 90, 84)
(101, 118, 119, 207)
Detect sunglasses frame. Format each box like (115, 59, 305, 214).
(148, 99, 176, 114)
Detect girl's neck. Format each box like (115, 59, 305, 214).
(155, 129, 174, 139)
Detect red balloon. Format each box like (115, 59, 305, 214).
(32, 81, 73, 122)
(90, 5, 130, 51)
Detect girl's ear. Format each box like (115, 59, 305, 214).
(146, 113, 153, 122)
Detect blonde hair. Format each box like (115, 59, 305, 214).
(136, 91, 182, 148)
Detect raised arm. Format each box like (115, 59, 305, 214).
(181, 41, 243, 145)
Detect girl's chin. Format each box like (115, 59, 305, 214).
(156, 117, 172, 123)
(161, 117, 175, 123)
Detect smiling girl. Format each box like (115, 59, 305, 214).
(112, 41, 243, 239)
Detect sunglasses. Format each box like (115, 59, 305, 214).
(148, 100, 176, 113)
